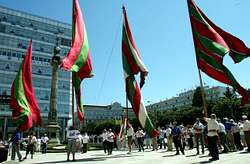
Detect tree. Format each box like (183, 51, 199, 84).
(192, 87, 204, 107)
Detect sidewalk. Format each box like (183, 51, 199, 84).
(4, 148, 250, 164)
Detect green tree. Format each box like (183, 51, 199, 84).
(192, 87, 204, 107)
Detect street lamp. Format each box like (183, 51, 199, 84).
(47, 46, 61, 144)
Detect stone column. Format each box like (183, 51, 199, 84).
(47, 46, 61, 144)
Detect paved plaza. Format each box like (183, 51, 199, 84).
(4, 148, 250, 164)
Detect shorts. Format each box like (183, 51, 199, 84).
(68, 140, 76, 153)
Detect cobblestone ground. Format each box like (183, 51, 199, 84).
(4, 148, 250, 164)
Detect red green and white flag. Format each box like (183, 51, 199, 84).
(61, 0, 93, 121)
(119, 117, 127, 141)
(122, 6, 159, 137)
(10, 40, 42, 132)
(188, 0, 248, 105)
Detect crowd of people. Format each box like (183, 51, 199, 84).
(8, 130, 50, 162)
(98, 114, 250, 162)
(3, 114, 250, 162)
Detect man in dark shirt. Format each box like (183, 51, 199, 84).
(11, 128, 23, 162)
(172, 121, 184, 155)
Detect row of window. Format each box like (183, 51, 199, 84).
(0, 13, 71, 37)
(1, 23, 71, 47)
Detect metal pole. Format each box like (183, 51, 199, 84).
(71, 74, 75, 128)
(198, 70, 208, 118)
(3, 116, 7, 141)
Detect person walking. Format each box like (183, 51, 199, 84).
(107, 129, 114, 155)
(135, 127, 145, 152)
(231, 119, 243, 151)
(172, 121, 184, 155)
(127, 123, 134, 154)
(166, 126, 173, 151)
(217, 118, 230, 153)
(23, 133, 36, 160)
(10, 128, 23, 162)
(82, 132, 89, 153)
(101, 129, 108, 154)
(67, 126, 80, 161)
(41, 134, 49, 154)
(193, 118, 204, 154)
(242, 115, 250, 152)
(159, 127, 166, 149)
(207, 114, 219, 161)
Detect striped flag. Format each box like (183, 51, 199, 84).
(61, 0, 93, 121)
(119, 117, 127, 141)
(188, 0, 248, 105)
(122, 6, 159, 137)
(10, 40, 42, 131)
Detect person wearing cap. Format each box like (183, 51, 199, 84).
(242, 115, 250, 151)
(207, 114, 219, 161)
(172, 121, 184, 155)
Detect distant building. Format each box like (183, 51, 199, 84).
(0, 5, 72, 139)
(147, 86, 229, 112)
(73, 102, 134, 130)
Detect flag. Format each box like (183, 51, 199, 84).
(10, 40, 42, 131)
(188, 0, 248, 105)
(119, 117, 127, 141)
(122, 6, 159, 137)
(188, 0, 250, 64)
(61, 0, 93, 121)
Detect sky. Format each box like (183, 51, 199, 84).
(1, 0, 250, 106)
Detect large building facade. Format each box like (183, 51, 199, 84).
(147, 86, 229, 112)
(0, 5, 72, 140)
(74, 102, 134, 130)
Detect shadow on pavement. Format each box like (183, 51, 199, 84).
(186, 154, 198, 157)
(189, 160, 211, 164)
(32, 154, 142, 164)
(239, 151, 250, 154)
(162, 154, 179, 157)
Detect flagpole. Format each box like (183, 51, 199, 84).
(71, 73, 75, 128)
(187, 0, 207, 118)
(198, 70, 208, 118)
(126, 96, 128, 121)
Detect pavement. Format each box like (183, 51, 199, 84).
(3, 148, 250, 164)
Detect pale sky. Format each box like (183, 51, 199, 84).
(1, 0, 250, 106)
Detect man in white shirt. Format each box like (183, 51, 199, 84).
(166, 126, 173, 151)
(193, 118, 204, 154)
(217, 118, 229, 153)
(106, 129, 114, 155)
(242, 115, 250, 151)
(67, 126, 80, 161)
(101, 129, 108, 154)
(82, 133, 89, 153)
(135, 127, 145, 152)
(41, 134, 49, 154)
(207, 114, 219, 161)
(127, 123, 134, 154)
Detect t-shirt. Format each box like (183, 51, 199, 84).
(218, 123, 226, 134)
(82, 135, 89, 144)
(67, 130, 80, 140)
(41, 136, 49, 144)
(243, 120, 250, 131)
(107, 132, 114, 142)
(127, 127, 134, 137)
(193, 122, 204, 134)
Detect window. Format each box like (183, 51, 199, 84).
(5, 64, 10, 70)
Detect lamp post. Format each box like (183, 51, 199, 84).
(47, 46, 61, 144)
